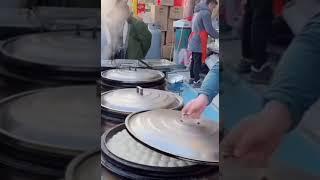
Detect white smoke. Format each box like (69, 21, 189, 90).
(101, 0, 129, 60)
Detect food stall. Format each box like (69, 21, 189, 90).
(99, 0, 221, 178)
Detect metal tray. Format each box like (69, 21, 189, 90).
(125, 110, 219, 164)
(101, 59, 183, 71)
(101, 124, 217, 179)
(0, 86, 100, 159)
(0, 31, 100, 79)
(65, 149, 102, 180)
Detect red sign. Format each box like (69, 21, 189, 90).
(137, 3, 146, 14)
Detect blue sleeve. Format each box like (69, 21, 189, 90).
(202, 12, 219, 39)
(264, 17, 320, 129)
(199, 63, 219, 102)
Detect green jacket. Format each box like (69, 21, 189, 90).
(127, 17, 152, 59)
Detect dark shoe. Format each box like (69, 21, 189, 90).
(188, 78, 195, 84)
(236, 60, 252, 74)
(192, 80, 202, 88)
(249, 65, 273, 84)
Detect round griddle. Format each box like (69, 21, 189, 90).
(0, 63, 95, 86)
(100, 69, 166, 90)
(65, 150, 101, 180)
(101, 69, 164, 84)
(101, 88, 183, 134)
(101, 124, 217, 179)
(0, 86, 100, 162)
(125, 110, 219, 164)
(99, 78, 166, 91)
(65, 150, 122, 180)
(0, 149, 64, 178)
(0, 31, 99, 82)
(0, 8, 41, 39)
(101, 87, 183, 119)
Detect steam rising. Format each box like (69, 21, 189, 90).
(101, 0, 129, 60)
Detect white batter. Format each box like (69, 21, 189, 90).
(106, 129, 195, 167)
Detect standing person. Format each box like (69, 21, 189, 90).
(188, 0, 219, 88)
(101, 0, 151, 60)
(236, 0, 273, 84)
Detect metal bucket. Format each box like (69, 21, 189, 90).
(0, 85, 99, 179)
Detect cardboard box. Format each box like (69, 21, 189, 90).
(160, 0, 174, 6)
(162, 45, 173, 59)
(161, 32, 166, 45)
(167, 18, 175, 32)
(169, 6, 183, 19)
(137, 0, 155, 14)
(139, 3, 155, 23)
(165, 31, 175, 45)
(150, 5, 169, 31)
(143, 0, 156, 3)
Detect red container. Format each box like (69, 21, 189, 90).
(273, 0, 285, 16)
(174, 0, 184, 7)
(157, 0, 185, 7)
(137, 2, 146, 14)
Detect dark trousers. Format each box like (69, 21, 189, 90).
(190, 52, 202, 82)
(241, 0, 273, 69)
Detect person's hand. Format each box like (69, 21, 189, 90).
(182, 94, 209, 119)
(221, 101, 293, 167)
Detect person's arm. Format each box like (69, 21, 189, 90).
(199, 62, 220, 103)
(135, 20, 152, 57)
(202, 11, 219, 39)
(264, 20, 320, 129)
(221, 15, 320, 166)
(182, 63, 219, 118)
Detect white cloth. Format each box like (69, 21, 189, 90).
(101, 24, 112, 60)
(101, 0, 130, 59)
(101, 14, 129, 60)
(102, 0, 117, 16)
(123, 21, 129, 47)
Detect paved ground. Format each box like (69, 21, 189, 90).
(221, 37, 269, 95)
